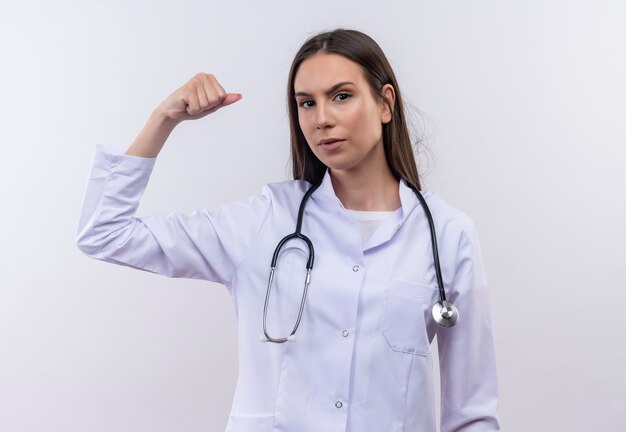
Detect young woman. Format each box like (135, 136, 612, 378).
(77, 28, 501, 432)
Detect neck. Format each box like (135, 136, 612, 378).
(329, 162, 401, 212)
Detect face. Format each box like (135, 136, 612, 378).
(293, 53, 394, 174)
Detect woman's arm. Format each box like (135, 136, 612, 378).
(75, 74, 268, 287)
(437, 221, 501, 432)
(125, 109, 178, 158)
(126, 72, 242, 158)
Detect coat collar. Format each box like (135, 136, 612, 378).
(310, 167, 424, 251)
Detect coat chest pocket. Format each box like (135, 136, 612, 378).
(382, 280, 436, 356)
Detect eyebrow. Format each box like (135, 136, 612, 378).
(294, 81, 355, 98)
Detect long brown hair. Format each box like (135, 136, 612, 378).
(287, 28, 422, 190)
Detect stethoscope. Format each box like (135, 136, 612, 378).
(260, 179, 458, 344)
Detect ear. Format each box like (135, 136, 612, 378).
(380, 84, 395, 124)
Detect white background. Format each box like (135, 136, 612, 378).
(1, 1, 625, 431)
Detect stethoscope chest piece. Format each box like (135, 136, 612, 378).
(432, 300, 459, 327)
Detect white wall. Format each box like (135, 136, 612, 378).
(1, 1, 624, 431)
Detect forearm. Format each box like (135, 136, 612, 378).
(125, 109, 179, 158)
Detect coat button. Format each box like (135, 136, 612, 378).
(352, 265, 359, 272)
(335, 401, 343, 408)
(342, 330, 349, 337)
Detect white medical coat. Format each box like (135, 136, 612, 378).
(77, 145, 501, 432)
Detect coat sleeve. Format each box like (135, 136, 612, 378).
(436, 220, 501, 431)
(76, 145, 272, 288)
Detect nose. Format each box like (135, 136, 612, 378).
(315, 101, 334, 129)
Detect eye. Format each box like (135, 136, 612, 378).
(299, 100, 314, 108)
(298, 92, 352, 109)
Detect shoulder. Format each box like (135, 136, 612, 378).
(264, 177, 311, 194)
(218, 178, 310, 219)
(421, 190, 477, 243)
(261, 178, 311, 207)
(421, 191, 485, 283)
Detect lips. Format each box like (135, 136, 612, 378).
(318, 139, 345, 151)
(318, 138, 345, 146)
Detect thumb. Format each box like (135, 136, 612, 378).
(218, 93, 243, 108)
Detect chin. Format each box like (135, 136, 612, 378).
(321, 159, 360, 172)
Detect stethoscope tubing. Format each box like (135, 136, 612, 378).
(261, 178, 457, 344)
(405, 182, 447, 303)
